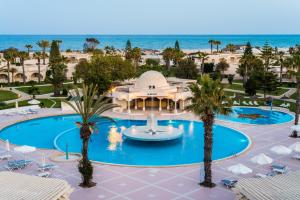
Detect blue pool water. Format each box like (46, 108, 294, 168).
(217, 107, 294, 125)
(0, 115, 249, 166)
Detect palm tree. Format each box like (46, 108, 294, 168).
(63, 84, 118, 187)
(10, 68, 17, 83)
(198, 52, 209, 74)
(25, 44, 33, 55)
(18, 51, 29, 84)
(33, 52, 42, 83)
(275, 51, 286, 84)
(3, 48, 18, 84)
(131, 47, 141, 70)
(286, 48, 300, 137)
(214, 41, 221, 53)
(208, 40, 215, 53)
(226, 44, 235, 53)
(37, 40, 49, 65)
(162, 47, 175, 71)
(186, 75, 232, 187)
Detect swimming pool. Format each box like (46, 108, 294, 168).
(0, 115, 250, 166)
(217, 107, 294, 124)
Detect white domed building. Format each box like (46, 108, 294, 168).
(110, 71, 195, 113)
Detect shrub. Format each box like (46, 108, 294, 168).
(227, 74, 235, 84)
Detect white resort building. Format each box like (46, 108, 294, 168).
(110, 70, 195, 113)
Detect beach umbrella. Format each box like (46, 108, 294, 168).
(28, 99, 40, 105)
(290, 125, 300, 132)
(14, 145, 36, 160)
(251, 153, 273, 165)
(270, 145, 292, 155)
(5, 140, 10, 152)
(289, 142, 300, 153)
(228, 164, 252, 175)
(41, 153, 46, 166)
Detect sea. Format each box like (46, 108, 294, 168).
(0, 35, 300, 51)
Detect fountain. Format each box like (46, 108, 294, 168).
(123, 113, 183, 141)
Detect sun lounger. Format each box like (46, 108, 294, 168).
(6, 160, 32, 171)
(37, 163, 57, 172)
(248, 101, 253, 105)
(253, 101, 259, 106)
(255, 171, 277, 178)
(221, 179, 238, 188)
(0, 154, 12, 160)
(286, 103, 290, 108)
(233, 101, 240, 105)
(271, 164, 288, 174)
(292, 154, 300, 160)
(242, 101, 249, 106)
(37, 172, 51, 178)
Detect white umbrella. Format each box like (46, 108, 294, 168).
(41, 153, 46, 166)
(270, 145, 292, 155)
(251, 153, 273, 165)
(289, 142, 300, 153)
(290, 125, 300, 132)
(28, 99, 40, 105)
(15, 101, 18, 108)
(5, 140, 10, 152)
(228, 164, 253, 175)
(14, 145, 36, 160)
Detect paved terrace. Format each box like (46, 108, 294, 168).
(0, 108, 299, 200)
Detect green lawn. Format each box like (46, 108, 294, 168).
(223, 83, 289, 96)
(0, 90, 19, 101)
(0, 98, 63, 110)
(16, 85, 54, 95)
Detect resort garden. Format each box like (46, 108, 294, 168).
(1, 38, 300, 200)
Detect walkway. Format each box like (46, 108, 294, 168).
(0, 108, 299, 200)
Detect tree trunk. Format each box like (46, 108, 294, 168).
(22, 60, 26, 84)
(166, 60, 171, 71)
(38, 59, 41, 83)
(79, 125, 96, 187)
(200, 113, 215, 188)
(243, 65, 248, 86)
(210, 44, 213, 54)
(292, 82, 300, 138)
(279, 64, 283, 84)
(43, 49, 46, 65)
(7, 62, 10, 84)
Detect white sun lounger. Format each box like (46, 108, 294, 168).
(37, 172, 51, 178)
(292, 154, 300, 160)
(253, 101, 259, 106)
(0, 154, 12, 160)
(242, 101, 249, 106)
(233, 101, 240, 105)
(248, 101, 253, 105)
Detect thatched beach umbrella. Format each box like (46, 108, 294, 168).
(228, 164, 252, 175)
(251, 153, 273, 165)
(270, 145, 292, 155)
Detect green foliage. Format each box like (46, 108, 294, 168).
(83, 38, 100, 53)
(245, 78, 258, 96)
(174, 58, 198, 79)
(174, 40, 180, 51)
(27, 84, 40, 99)
(145, 58, 160, 66)
(75, 55, 135, 93)
(203, 63, 214, 73)
(227, 74, 234, 84)
(216, 58, 229, 73)
(125, 40, 132, 60)
(47, 40, 67, 96)
(0, 90, 18, 101)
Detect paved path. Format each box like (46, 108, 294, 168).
(0, 108, 299, 200)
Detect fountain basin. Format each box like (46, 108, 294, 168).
(123, 126, 183, 141)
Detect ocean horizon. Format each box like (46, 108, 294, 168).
(1, 34, 300, 51)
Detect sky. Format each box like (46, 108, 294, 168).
(0, 0, 299, 34)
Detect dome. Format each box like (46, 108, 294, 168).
(134, 70, 169, 90)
